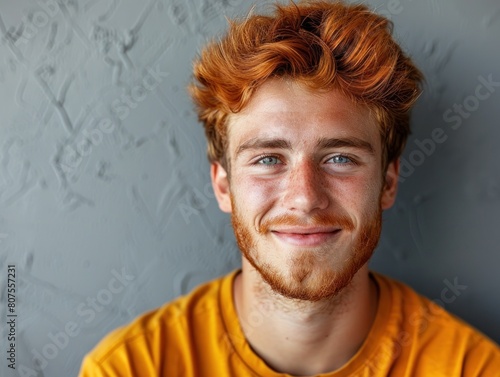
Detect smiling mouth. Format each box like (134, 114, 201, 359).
(271, 229, 342, 247)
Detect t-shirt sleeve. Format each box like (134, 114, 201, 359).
(78, 355, 109, 377)
(462, 336, 500, 376)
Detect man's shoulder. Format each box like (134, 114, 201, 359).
(83, 270, 236, 368)
(372, 271, 485, 336)
(370, 271, 500, 374)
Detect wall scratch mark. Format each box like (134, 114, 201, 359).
(58, 72, 76, 106)
(85, 0, 120, 23)
(0, 12, 24, 63)
(482, 8, 500, 29)
(2, 161, 37, 206)
(35, 66, 75, 134)
(45, 21, 58, 52)
(131, 185, 157, 232)
(130, 0, 156, 36)
(59, 1, 91, 50)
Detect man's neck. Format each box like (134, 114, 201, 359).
(233, 260, 379, 375)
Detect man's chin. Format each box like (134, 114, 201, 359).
(251, 259, 363, 302)
(265, 276, 356, 302)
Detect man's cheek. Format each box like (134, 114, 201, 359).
(243, 180, 278, 203)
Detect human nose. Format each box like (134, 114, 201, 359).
(281, 160, 329, 213)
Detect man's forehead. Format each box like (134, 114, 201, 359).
(234, 79, 361, 114)
(226, 80, 379, 150)
(230, 79, 374, 121)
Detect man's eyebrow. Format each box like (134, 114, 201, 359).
(315, 137, 375, 154)
(235, 138, 293, 155)
(235, 136, 375, 155)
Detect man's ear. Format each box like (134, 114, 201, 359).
(211, 162, 232, 213)
(380, 159, 399, 210)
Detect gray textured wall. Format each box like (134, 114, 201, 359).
(0, 0, 499, 375)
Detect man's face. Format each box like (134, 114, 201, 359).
(212, 79, 398, 302)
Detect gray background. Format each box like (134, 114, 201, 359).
(0, 0, 499, 375)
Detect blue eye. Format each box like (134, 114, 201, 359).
(258, 156, 280, 165)
(330, 155, 352, 164)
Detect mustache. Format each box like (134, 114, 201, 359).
(259, 212, 355, 233)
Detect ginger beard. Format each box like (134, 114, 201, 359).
(230, 195, 382, 302)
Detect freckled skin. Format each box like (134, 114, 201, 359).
(212, 79, 398, 302)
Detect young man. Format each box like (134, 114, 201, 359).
(79, 1, 500, 376)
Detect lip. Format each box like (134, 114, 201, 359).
(272, 226, 340, 234)
(271, 228, 342, 247)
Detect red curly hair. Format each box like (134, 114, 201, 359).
(189, 0, 423, 169)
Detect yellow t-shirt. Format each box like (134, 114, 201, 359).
(79, 270, 500, 376)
